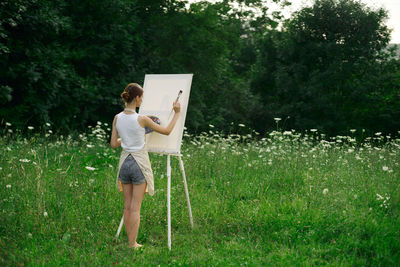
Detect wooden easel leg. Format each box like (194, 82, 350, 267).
(178, 155, 194, 227)
(167, 154, 172, 250)
(116, 215, 124, 238)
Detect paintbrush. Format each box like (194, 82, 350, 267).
(168, 90, 183, 120)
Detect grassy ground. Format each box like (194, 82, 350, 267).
(1, 123, 399, 266)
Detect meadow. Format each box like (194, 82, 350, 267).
(1, 122, 399, 266)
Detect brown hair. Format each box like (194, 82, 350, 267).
(121, 83, 143, 103)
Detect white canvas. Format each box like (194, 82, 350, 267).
(139, 74, 193, 154)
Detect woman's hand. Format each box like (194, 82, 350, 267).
(173, 100, 181, 113)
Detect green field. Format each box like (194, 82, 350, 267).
(1, 123, 399, 266)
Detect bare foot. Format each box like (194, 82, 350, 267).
(129, 242, 143, 249)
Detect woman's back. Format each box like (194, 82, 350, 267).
(116, 112, 145, 152)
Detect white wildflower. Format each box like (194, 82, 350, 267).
(6, 184, 11, 189)
(46, 122, 51, 127)
(43, 211, 48, 217)
(382, 166, 389, 171)
(19, 159, 30, 163)
(310, 129, 317, 132)
(6, 122, 11, 127)
(27, 126, 34, 130)
(375, 132, 382, 136)
(274, 118, 281, 122)
(350, 129, 356, 133)
(209, 124, 214, 128)
(28, 233, 32, 238)
(85, 166, 96, 171)
(86, 144, 94, 148)
(8, 129, 13, 133)
(323, 188, 329, 195)
(376, 194, 384, 200)
(238, 124, 245, 127)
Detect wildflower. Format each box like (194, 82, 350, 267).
(19, 159, 30, 163)
(238, 124, 245, 127)
(274, 118, 281, 122)
(6, 184, 11, 189)
(85, 166, 96, 171)
(86, 144, 94, 148)
(8, 129, 12, 133)
(323, 188, 329, 195)
(6, 122, 11, 126)
(45, 122, 51, 127)
(0, 167, 2, 171)
(376, 194, 384, 200)
(310, 129, 317, 132)
(27, 126, 34, 130)
(375, 132, 382, 136)
(28, 233, 32, 238)
(48, 130, 53, 134)
(382, 166, 389, 171)
(43, 212, 48, 217)
(209, 124, 215, 128)
(350, 129, 356, 133)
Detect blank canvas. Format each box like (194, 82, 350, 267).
(139, 74, 193, 154)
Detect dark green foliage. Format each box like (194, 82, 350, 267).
(252, 0, 399, 135)
(0, 0, 399, 135)
(0, 0, 143, 130)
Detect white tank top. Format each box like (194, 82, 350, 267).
(116, 112, 145, 152)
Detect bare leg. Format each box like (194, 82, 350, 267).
(128, 182, 146, 248)
(122, 183, 133, 245)
(122, 182, 147, 248)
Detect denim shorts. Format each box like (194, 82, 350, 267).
(118, 154, 146, 185)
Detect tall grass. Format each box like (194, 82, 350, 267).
(1, 122, 399, 266)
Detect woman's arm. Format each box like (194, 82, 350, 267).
(110, 115, 121, 148)
(140, 101, 181, 135)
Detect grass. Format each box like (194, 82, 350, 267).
(1, 123, 399, 266)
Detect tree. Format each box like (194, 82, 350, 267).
(0, 0, 140, 130)
(252, 0, 397, 135)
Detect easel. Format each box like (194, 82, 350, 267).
(115, 153, 194, 250)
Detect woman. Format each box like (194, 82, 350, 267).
(110, 83, 180, 248)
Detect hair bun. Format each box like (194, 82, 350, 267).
(121, 91, 133, 103)
(121, 83, 143, 103)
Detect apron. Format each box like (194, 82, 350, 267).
(116, 147, 154, 196)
